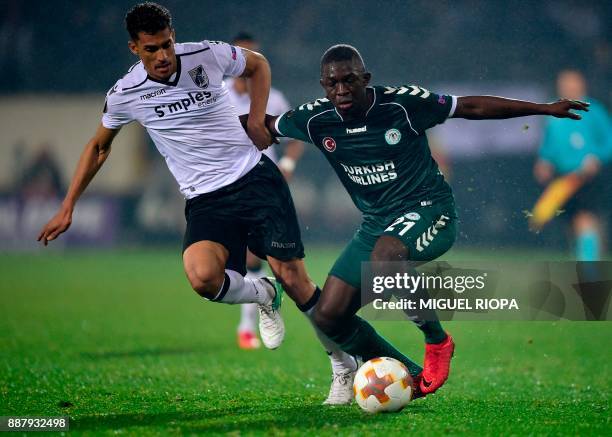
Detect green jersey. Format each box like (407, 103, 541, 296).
(276, 85, 456, 225)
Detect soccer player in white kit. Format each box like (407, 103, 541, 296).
(37, 3, 356, 405)
(227, 33, 305, 350)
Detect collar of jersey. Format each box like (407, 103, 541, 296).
(147, 55, 182, 87)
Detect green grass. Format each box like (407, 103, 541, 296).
(0, 247, 610, 435)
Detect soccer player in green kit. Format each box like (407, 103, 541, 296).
(246, 44, 588, 399)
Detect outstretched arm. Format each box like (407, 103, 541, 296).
(37, 124, 119, 245)
(454, 96, 589, 120)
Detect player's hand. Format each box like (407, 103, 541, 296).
(534, 160, 554, 185)
(37, 207, 72, 246)
(547, 99, 589, 120)
(247, 120, 277, 150)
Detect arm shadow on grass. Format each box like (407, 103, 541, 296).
(72, 402, 433, 433)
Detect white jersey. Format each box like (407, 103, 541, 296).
(226, 79, 291, 163)
(102, 40, 261, 198)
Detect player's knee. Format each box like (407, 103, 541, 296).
(371, 236, 409, 262)
(185, 265, 224, 299)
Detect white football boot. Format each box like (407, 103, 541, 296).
(323, 356, 359, 405)
(257, 277, 285, 350)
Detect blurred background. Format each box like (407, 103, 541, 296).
(0, 0, 610, 254)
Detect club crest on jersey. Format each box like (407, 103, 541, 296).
(322, 137, 336, 152)
(385, 129, 401, 145)
(188, 65, 209, 89)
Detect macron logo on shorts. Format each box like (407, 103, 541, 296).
(271, 241, 296, 249)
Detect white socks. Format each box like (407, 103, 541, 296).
(238, 267, 266, 332)
(212, 270, 270, 305)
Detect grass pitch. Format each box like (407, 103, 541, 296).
(0, 247, 610, 435)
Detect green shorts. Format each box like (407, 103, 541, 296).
(329, 200, 457, 288)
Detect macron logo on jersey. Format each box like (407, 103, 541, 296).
(140, 88, 166, 101)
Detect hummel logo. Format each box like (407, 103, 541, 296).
(422, 378, 433, 388)
(346, 126, 367, 134)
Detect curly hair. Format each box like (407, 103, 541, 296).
(125, 2, 173, 41)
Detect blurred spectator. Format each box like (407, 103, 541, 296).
(428, 134, 452, 182)
(18, 144, 64, 199)
(0, 3, 33, 91)
(534, 70, 611, 260)
(227, 32, 304, 179)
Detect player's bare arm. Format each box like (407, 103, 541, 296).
(37, 124, 119, 245)
(454, 96, 589, 120)
(240, 48, 273, 150)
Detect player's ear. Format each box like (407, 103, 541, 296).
(128, 39, 138, 56)
(362, 72, 372, 85)
(170, 29, 176, 43)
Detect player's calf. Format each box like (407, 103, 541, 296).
(267, 257, 313, 305)
(312, 298, 351, 339)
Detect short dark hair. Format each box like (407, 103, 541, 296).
(125, 2, 173, 41)
(232, 32, 256, 44)
(321, 44, 366, 71)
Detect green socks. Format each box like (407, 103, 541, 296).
(417, 320, 447, 344)
(329, 315, 423, 376)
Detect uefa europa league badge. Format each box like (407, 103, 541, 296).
(385, 129, 401, 145)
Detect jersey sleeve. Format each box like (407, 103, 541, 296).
(101, 85, 134, 130)
(274, 109, 312, 143)
(208, 41, 246, 78)
(393, 85, 456, 134)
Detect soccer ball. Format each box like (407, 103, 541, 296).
(353, 357, 413, 413)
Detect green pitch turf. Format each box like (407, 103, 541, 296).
(0, 247, 610, 435)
